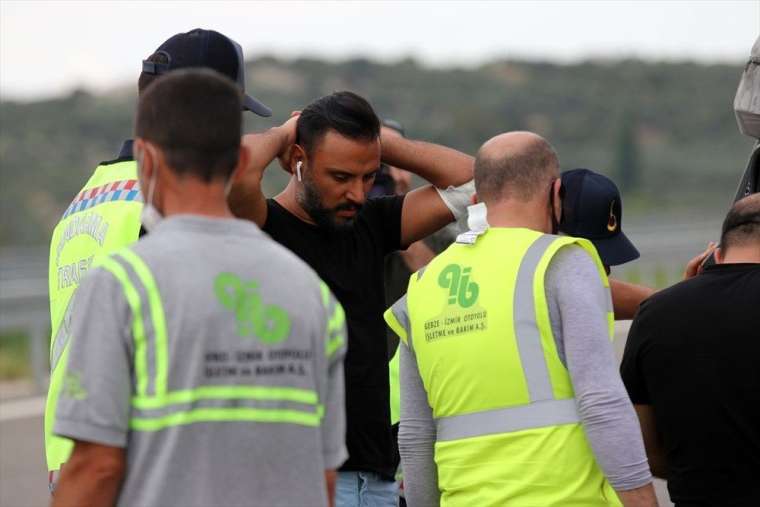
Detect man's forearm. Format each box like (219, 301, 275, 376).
(52, 445, 125, 507)
(610, 278, 655, 320)
(229, 127, 290, 224)
(324, 470, 337, 507)
(53, 473, 122, 507)
(616, 483, 659, 507)
(241, 127, 291, 176)
(381, 134, 473, 188)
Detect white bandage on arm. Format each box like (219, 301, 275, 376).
(435, 179, 475, 220)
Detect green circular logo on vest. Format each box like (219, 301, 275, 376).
(438, 264, 479, 308)
(214, 272, 291, 344)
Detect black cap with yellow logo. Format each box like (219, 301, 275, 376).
(560, 168, 640, 266)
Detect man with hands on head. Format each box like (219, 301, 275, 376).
(229, 91, 474, 507)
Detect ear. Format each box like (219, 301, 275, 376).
(230, 143, 252, 183)
(289, 144, 307, 176)
(713, 246, 724, 264)
(132, 138, 143, 161)
(552, 178, 562, 222)
(134, 138, 154, 181)
(471, 193, 479, 205)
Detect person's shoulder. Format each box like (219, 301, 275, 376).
(553, 242, 593, 264)
(78, 255, 131, 300)
(262, 198, 303, 235)
(627, 278, 698, 335)
(264, 198, 288, 222)
(127, 227, 173, 256)
(641, 276, 699, 312)
(360, 195, 405, 218)
(547, 243, 598, 280)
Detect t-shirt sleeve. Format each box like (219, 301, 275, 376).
(363, 195, 405, 255)
(620, 301, 653, 405)
(54, 265, 133, 448)
(321, 288, 348, 469)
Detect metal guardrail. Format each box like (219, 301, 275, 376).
(0, 247, 50, 392)
(0, 218, 722, 394)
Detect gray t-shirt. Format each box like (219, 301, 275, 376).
(397, 244, 651, 506)
(55, 215, 347, 507)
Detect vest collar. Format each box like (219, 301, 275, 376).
(117, 139, 134, 160)
(99, 139, 134, 167)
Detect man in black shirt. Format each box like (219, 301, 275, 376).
(621, 194, 760, 507)
(229, 92, 473, 506)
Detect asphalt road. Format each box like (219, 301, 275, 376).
(0, 323, 674, 507)
(0, 397, 48, 507)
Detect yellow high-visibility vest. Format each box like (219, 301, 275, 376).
(45, 159, 142, 474)
(385, 227, 619, 507)
(389, 346, 400, 425)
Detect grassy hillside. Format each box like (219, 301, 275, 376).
(0, 56, 753, 246)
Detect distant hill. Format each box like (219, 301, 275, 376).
(0, 56, 753, 246)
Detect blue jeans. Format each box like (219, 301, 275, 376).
(336, 471, 398, 507)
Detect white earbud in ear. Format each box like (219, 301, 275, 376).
(296, 161, 303, 182)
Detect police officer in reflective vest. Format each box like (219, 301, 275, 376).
(384, 132, 659, 507)
(45, 28, 271, 490)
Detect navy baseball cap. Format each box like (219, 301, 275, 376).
(382, 118, 406, 137)
(142, 28, 272, 117)
(560, 168, 640, 266)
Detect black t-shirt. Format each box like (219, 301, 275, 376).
(263, 197, 404, 478)
(621, 263, 760, 507)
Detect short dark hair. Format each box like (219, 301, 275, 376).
(474, 135, 559, 202)
(720, 194, 760, 251)
(135, 68, 242, 182)
(137, 51, 169, 95)
(296, 91, 380, 155)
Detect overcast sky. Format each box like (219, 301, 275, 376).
(1, 0, 758, 100)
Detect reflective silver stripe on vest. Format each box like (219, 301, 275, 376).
(604, 286, 613, 314)
(436, 398, 579, 441)
(512, 234, 556, 402)
(50, 297, 74, 372)
(390, 294, 413, 352)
